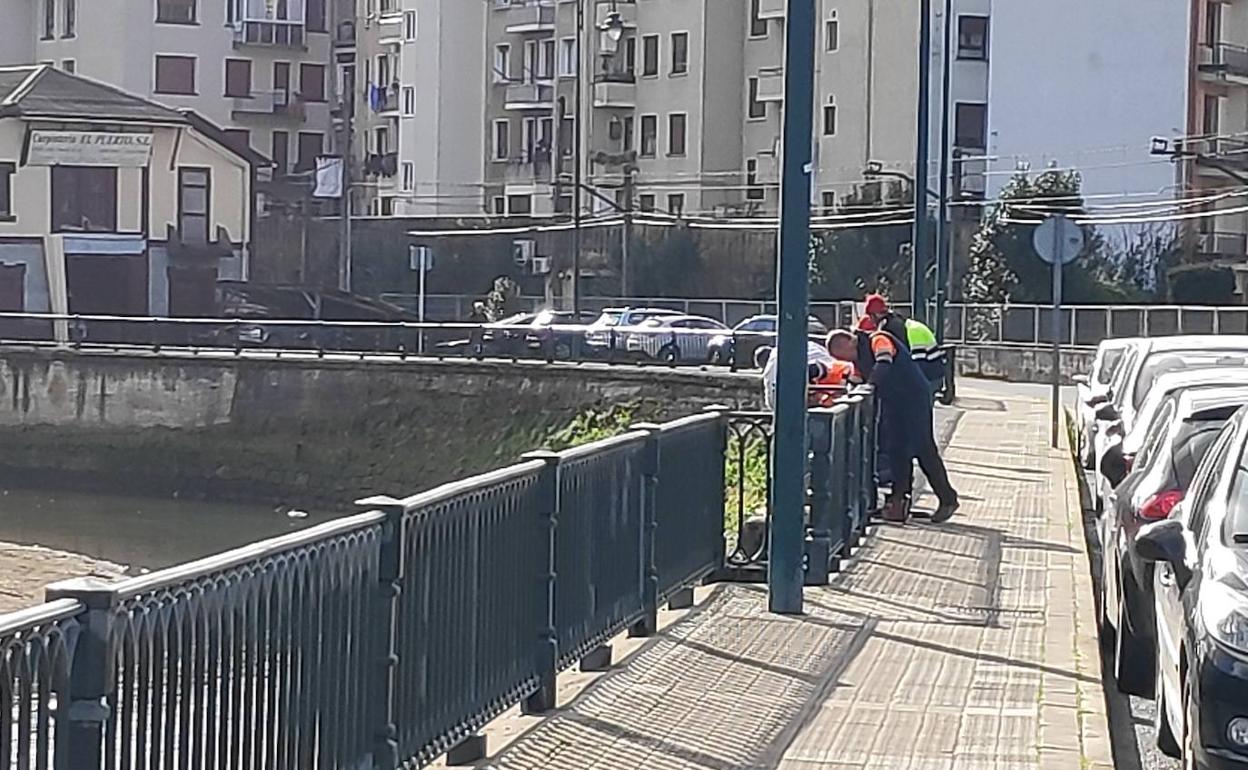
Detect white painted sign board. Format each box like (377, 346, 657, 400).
(27, 131, 154, 168)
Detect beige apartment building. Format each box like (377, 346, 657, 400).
(0, 0, 334, 179)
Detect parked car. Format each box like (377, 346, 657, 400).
(1091, 337, 1248, 510)
(1137, 405, 1248, 768)
(524, 310, 597, 359)
(1075, 338, 1140, 469)
(435, 312, 538, 357)
(1100, 388, 1248, 697)
(583, 307, 684, 358)
(707, 315, 831, 368)
(624, 315, 729, 363)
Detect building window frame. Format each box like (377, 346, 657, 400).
(641, 34, 660, 78)
(493, 119, 511, 161)
(747, 77, 766, 120)
(749, 0, 768, 38)
(404, 10, 416, 40)
(401, 161, 414, 191)
(954, 101, 988, 149)
(62, 0, 76, 38)
(61, 59, 75, 74)
(822, 95, 837, 136)
(558, 37, 577, 77)
(494, 43, 511, 83)
(746, 158, 764, 201)
(0, 162, 15, 221)
(667, 193, 685, 217)
(154, 55, 197, 95)
(957, 15, 989, 60)
(821, 190, 836, 215)
(402, 85, 415, 116)
(42, 0, 55, 40)
(177, 167, 211, 244)
(667, 112, 687, 157)
(299, 63, 326, 102)
(224, 58, 252, 98)
(825, 10, 838, 52)
(155, 0, 198, 25)
(639, 113, 658, 158)
(670, 31, 689, 76)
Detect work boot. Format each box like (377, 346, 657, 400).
(930, 497, 961, 524)
(881, 496, 909, 524)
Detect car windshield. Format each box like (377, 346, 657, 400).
(1134, 351, 1248, 409)
(1169, 421, 1229, 490)
(1096, 347, 1127, 385)
(1227, 443, 1248, 544)
(495, 313, 534, 326)
(594, 311, 623, 327)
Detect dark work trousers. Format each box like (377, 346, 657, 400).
(884, 403, 958, 506)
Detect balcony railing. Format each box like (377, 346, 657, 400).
(233, 19, 306, 49)
(504, 81, 555, 110)
(231, 89, 294, 116)
(594, 71, 636, 108)
(1201, 42, 1248, 81)
(1186, 136, 1248, 172)
(756, 0, 786, 20)
(505, 1, 556, 33)
(1198, 230, 1248, 260)
(756, 66, 784, 102)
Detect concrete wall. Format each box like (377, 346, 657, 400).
(956, 344, 1096, 385)
(0, 350, 760, 508)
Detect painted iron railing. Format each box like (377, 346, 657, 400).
(6, 410, 728, 769)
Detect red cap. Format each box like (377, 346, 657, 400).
(856, 315, 878, 332)
(864, 294, 888, 315)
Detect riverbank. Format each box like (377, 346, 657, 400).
(0, 541, 123, 613)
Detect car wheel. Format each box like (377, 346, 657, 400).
(1155, 645, 1181, 757)
(1114, 579, 1154, 697)
(553, 341, 572, 360)
(659, 344, 679, 364)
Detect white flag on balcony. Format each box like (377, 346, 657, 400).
(313, 156, 343, 198)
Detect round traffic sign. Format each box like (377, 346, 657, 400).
(1033, 215, 1084, 266)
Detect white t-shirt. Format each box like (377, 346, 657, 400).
(762, 341, 836, 410)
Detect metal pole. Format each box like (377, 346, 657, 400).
(1050, 217, 1064, 449)
(934, 0, 953, 340)
(769, 0, 816, 616)
(417, 250, 427, 355)
(622, 165, 634, 296)
(571, 0, 584, 315)
(911, 0, 933, 324)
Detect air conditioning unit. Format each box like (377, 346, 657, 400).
(513, 238, 536, 266)
(531, 255, 552, 275)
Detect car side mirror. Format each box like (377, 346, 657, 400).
(1095, 403, 1120, 421)
(1100, 443, 1130, 487)
(1135, 517, 1193, 589)
(1072, 374, 1090, 386)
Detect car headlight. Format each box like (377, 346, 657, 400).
(1200, 575, 1248, 654)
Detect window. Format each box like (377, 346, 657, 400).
(821, 191, 836, 214)
(154, 55, 196, 95)
(300, 63, 326, 102)
(539, 38, 555, 79)
(373, 125, 390, 154)
(1185, 421, 1238, 537)
(642, 35, 659, 77)
(954, 102, 987, 149)
(749, 0, 768, 37)
(491, 196, 506, 215)
(667, 193, 685, 217)
(61, 59, 75, 73)
(51, 166, 117, 232)
(957, 16, 989, 60)
(273, 61, 291, 98)
(748, 77, 766, 119)
(825, 11, 838, 52)
(494, 44, 511, 83)
(1204, 94, 1222, 134)
(380, 197, 395, 216)
(671, 32, 688, 75)
(746, 158, 764, 200)
(822, 95, 837, 136)
(271, 131, 289, 176)
(640, 114, 657, 157)
(156, 0, 196, 24)
(560, 115, 573, 157)
(622, 115, 634, 151)
(404, 10, 416, 40)
(402, 86, 415, 115)
(1208, 1, 1224, 46)
(639, 194, 655, 213)
(178, 168, 210, 244)
(402, 161, 414, 191)
(224, 59, 251, 98)
(295, 132, 323, 173)
(493, 119, 511, 160)
(558, 38, 577, 77)
(42, 0, 54, 39)
(507, 194, 532, 215)
(62, 0, 75, 37)
(668, 113, 687, 156)
(306, 0, 326, 31)
(0, 162, 14, 220)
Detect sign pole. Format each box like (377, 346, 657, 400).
(768, 0, 817, 616)
(1049, 217, 1064, 449)
(418, 250, 428, 356)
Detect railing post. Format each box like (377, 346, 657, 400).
(356, 495, 406, 770)
(629, 423, 661, 638)
(520, 450, 561, 715)
(805, 411, 835, 585)
(859, 388, 879, 528)
(45, 578, 119, 770)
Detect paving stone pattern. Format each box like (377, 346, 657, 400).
(485, 388, 1111, 770)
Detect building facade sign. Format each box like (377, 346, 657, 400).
(27, 131, 154, 168)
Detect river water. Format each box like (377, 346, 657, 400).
(0, 487, 336, 572)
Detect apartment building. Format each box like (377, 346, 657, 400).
(0, 0, 333, 179)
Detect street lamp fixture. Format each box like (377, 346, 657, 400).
(599, 2, 625, 56)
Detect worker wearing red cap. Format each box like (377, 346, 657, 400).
(863, 293, 909, 348)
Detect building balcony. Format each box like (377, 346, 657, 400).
(593, 72, 636, 108)
(504, 81, 554, 110)
(756, 66, 784, 102)
(757, 0, 786, 20)
(504, 1, 556, 34)
(377, 13, 404, 45)
(231, 90, 299, 117)
(595, 0, 636, 29)
(1187, 136, 1248, 178)
(1198, 230, 1248, 261)
(1200, 42, 1248, 83)
(503, 155, 552, 184)
(232, 20, 306, 50)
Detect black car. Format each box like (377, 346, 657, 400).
(707, 315, 830, 369)
(524, 310, 596, 359)
(1100, 388, 1248, 696)
(1137, 405, 1248, 769)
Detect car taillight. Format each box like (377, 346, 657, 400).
(1139, 489, 1183, 521)
(1122, 454, 1134, 471)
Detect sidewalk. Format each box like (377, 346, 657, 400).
(475, 384, 1111, 770)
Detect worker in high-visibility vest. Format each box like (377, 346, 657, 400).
(904, 317, 946, 399)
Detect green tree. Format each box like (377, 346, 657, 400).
(484, 276, 521, 321)
(631, 227, 704, 296)
(808, 187, 915, 301)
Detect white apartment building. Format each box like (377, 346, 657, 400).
(0, 0, 334, 177)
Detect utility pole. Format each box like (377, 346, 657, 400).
(911, 0, 933, 323)
(621, 163, 635, 296)
(769, 0, 816, 616)
(933, 0, 953, 339)
(571, 0, 584, 315)
(330, 0, 354, 293)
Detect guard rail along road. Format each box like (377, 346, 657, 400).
(0, 383, 879, 769)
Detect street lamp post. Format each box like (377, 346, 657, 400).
(911, 0, 934, 325)
(933, 0, 954, 340)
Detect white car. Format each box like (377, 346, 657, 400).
(624, 315, 729, 363)
(1091, 336, 1248, 510)
(583, 307, 683, 356)
(1075, 338, 1139, 469)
